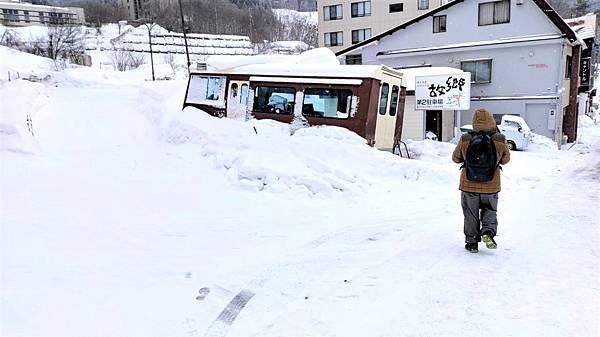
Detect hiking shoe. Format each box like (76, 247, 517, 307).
(481, 233, 497, 249)
(465, 242, 478, 253)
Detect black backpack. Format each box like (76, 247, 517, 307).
(464, 131, 498, 182)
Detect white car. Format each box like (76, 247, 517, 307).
(460, 115, 531, 151)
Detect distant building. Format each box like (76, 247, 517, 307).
(0, 0, 85, 26)
(121, 0, 176, 21)
(317, 0, 446, 54)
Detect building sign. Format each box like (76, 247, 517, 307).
(580, 57, 591, 87)
(415, 73, 471, 110)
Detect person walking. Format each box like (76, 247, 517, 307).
(452, 108, 510, 253)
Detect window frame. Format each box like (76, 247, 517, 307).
(351, 28, 371, 44)
(302, 88, 353, 119)
(253, 86, 296, 115)
(206, 77, 222, 101)
(417, 0, 429, 10)
(323, 4, 343, 21)
(389, 85, 400, 116)
(478, 0, 511, 26)
(461, 59, 493, 84)
(351, 1, 371, 18)
(389, 3, 404, 13)
(324, 31, 343, 47)
(346, 54, 362, 65)
(379, 83, 390, 115)
(433, 15, 446, 33)
(565, 55, 573, 79)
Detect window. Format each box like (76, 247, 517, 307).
(2, 9, 19, 23)
(302, 88, 353, 119)
(346, 54, 362, 65)
(240, 84, 249, 105)
(461, 60, 492, 83)
(39, 12, 45, 24)
(379, 83, 390, 115)
(253, 86, 295, 114)
(389, 86, 400, 116)
(351, 28, 371, 44)
(478, 0, 510, 26)
(324, 4, 343, 20)
(351, 1, 371, 17)
(324, 32, 343, 47)
(23, 10, 30, 23)
(206, 77, 221, 100)
(418, 0, 429, 10)
(433, 15, 446, 33)
(389, 3, 404, 12)
(565, 55, 572, 78)
(493, 113, 519, 125)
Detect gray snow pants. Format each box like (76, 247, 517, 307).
(461, 192, 499, 243)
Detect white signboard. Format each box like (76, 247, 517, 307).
(415, 73, 471, 110)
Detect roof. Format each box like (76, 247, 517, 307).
(398, 66, 465, 91)
(336, 0, 579, 57)
(378, 34, 564, 57)
(193, 48, 404, 80)
(192, 63, 403, 80)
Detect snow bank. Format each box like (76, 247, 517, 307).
(154, 104, 455, 196)
(0, 45, 54, 81)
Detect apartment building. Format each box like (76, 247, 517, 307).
(0, 0, 85, 26)
(318, 0, 447, 54)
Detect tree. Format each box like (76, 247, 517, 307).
(547, 0, 576, 18)
(67, 0, 127, 27)
(46, 24, 85, 69)
(575, 0, 590, 16)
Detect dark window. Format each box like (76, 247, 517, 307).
(302, 88, 353, 119)
(346, 54, 362, 64)
(2, 9, 19, 22)
(418, 0, 429, 10)
(324, 4, 343, 20)
(478, 0, 510, 26)
(253, 86, 296, 114)
(351, 1, 371, 17)
(389, 3, 404, 12)
(379, 83, 390, 115)
(23, 10, 30, 23)
(39, 12, 45, 24)
(566, 55, 573, 78)
(389, 85, 400, 116)
(351, 28, 371, 44)
(324, 32, 343, 46)
(433, 15, 446, 33)
(461, 59, 492, 83)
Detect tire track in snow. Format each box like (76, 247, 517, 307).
(203, 289, 255, 337)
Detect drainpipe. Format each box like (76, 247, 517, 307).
(555, 42, 566, 149)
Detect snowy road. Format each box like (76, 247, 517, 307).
(1, 50, 599, 336)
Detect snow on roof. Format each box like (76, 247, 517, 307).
(398, 67, 465, 91)
(378, 34, 565, 57)
(573, 26, 596, 40)
(111, 24, 254, 57)
(197, 48, 402, 80)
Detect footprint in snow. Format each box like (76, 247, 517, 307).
(196, 287, 210, 301)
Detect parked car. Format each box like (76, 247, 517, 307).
(460, 115, 531, 151)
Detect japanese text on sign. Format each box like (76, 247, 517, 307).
(415, 73, 471, 110)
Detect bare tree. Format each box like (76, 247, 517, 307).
(547, 0, 575, 18)
(46, 24, 85, 70)
(0, 29, 20, 48)
(128, 52, 146, 68)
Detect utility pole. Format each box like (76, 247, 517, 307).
(177, 0, 191, 72)
(141, 19, 157, 81)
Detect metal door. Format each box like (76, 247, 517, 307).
(227, 81, 249, 119)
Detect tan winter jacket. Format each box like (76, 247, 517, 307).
(452, 108, 510, 194)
